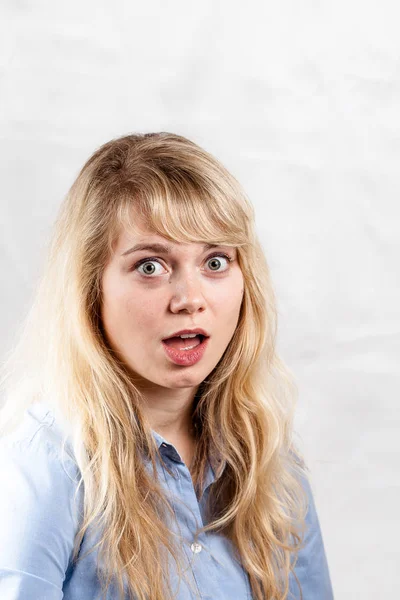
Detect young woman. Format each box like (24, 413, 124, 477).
(0, 132, 334, 600)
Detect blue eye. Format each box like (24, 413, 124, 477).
(134, 253, 233, 277)
(206, 253, 232, 271)
(135, 258, 163, 276)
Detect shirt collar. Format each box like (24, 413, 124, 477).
(150, 429, 226, 482)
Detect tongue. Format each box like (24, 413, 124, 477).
(163, 335, 202, 350)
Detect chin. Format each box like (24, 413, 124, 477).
(163, 371, 206, 388)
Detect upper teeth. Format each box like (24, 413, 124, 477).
(180, 333, 198, 338)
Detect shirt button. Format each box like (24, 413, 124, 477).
(190, 542, 202, 554)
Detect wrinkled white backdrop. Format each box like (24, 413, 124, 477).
(1, 1, 399, 597)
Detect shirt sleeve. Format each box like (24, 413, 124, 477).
(0, 435, 82, 600)
(289, 474, 334, 599)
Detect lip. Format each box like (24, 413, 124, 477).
(162, 328, 210, 340)
(162, 335, 209, 366)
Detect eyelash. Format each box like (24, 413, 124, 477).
(133, 252, 234, 277)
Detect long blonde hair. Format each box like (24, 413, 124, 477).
(0, 132, 309, 600)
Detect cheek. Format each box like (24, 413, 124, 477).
(128, 298, 163, 332)
(218, 273, 244, 310)
(102, 277, 163, 338)
(101, 272, 133, 337)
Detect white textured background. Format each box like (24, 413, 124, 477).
(1, 1, 399, 598)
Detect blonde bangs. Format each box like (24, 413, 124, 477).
(111, 166, 251, 255)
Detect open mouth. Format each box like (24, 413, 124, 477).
(161, 334, 210, 366)
(162, 334, 206, 351)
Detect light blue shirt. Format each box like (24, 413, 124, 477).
(0, 402, 334, 599)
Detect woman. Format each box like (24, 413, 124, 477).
(0, 132, 334, 599)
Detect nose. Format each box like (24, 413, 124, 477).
(168, 269, 206, 314)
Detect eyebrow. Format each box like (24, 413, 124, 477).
(121, 242, 220, 257)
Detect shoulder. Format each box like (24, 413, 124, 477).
(290, 471, 334, 599)
(0, 401, 83, 587)
(1, 400, 73, 455)
(0, 399, 82, 516)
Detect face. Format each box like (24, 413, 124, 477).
(101, 220, 244, 395)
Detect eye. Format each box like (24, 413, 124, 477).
(134, 258, 165, 277)
(133, 252, 234, 277)
(206, 253, 233, 272)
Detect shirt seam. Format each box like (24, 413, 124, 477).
(0, 566, 63, 591)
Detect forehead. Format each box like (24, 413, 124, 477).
(110, 204, 245, 261)
(114, 227, 222, 256)
(112, 211, 228, 253)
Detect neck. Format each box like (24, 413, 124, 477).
(139, 384, 198, 442)
(137, 385, 200, 471)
